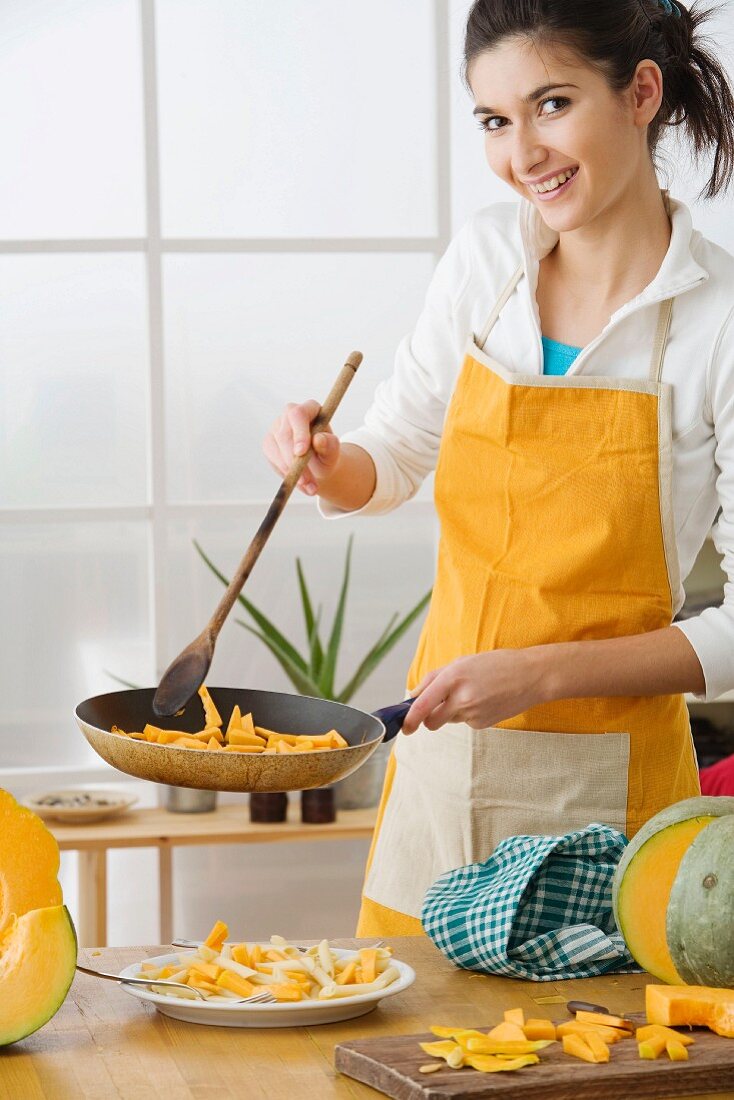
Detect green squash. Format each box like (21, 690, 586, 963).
(612, 796, 734, 985)
(666, 814, 734, 987)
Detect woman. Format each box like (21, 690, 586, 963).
(264, 0, 734, 936)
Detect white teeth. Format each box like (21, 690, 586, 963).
(529, 168, 576, 194)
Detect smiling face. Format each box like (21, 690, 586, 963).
(468, 37, 661, 234)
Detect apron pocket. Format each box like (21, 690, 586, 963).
(469, 727, 631, 851)
(363, 723, 630, 921)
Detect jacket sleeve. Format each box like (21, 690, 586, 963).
(319, 221, 475, 518)
(674, 304, 734, 700)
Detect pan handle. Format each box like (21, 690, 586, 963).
(371, 698, 418, 742)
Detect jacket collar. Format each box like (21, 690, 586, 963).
(517, 192, 708, 311)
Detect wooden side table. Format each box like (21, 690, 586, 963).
(50, 803, 377, 947)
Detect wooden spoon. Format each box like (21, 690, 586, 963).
(153, 351, 362, 717)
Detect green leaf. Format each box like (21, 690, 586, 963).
(297, 557, 324, 676)
(336, 589, 432, 704)
(308, 605, 324, 679)
(194, 540, 308, 674)
(236, 622, 326, 698)
(319, 534, 353, 698)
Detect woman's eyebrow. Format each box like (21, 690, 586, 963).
(472, 83, 579, 115)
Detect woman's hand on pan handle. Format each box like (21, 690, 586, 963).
(401, 649, 549, 735)
(263, 399, 341, 497)
(402, 628, 707, 733)
(263, 399, 377, 511)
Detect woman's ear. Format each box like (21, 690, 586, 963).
(631, 59, 664, 128)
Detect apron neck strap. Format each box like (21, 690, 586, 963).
(477, 262, 674, 385)
(649, 297, 673, 384)
(477, 265, 524, 350)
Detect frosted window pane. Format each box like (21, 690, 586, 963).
(0, 522, 153, 768)
(157, 0, 437, 237)
(0, 254, 150, 507)
(165, 508, 436, 710)
(0, 0, 145, 238)
(163, 252, 435, 502)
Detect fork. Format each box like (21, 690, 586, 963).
(171, 937, 385, 950)
(76, 963, 276, 1004)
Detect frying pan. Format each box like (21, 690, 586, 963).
(75, 688, 414, 793)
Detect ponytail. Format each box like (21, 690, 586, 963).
(463, 0, 734, 198)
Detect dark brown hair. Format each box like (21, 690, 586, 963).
(464, 0, 734, 197)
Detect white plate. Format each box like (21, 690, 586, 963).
(26, 788, 137, 824)
(118, 948, 415, 1028)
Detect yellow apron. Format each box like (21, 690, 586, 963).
(357, 265, 700, 937)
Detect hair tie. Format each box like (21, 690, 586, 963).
(638, 0, 681, 25)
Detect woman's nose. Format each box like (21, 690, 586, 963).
(510, 124, 547, 180)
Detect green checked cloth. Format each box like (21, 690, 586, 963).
(421, 822, 642, 981)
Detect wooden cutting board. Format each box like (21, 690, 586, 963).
(335, 1013, 734, 1099)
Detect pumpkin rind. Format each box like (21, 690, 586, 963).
(666, 815, 734, 986)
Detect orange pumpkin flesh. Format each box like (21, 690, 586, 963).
(0, 790, 62, 933)
(647, 985, 734, 1039)
(0, 905, 77, 1046)
(615, 817, 715, 984)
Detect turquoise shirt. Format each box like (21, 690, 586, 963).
(541, 335, 582, 376)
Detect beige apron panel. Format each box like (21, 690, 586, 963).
(363, 724, 630, 920)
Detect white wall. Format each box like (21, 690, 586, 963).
(3, 0, 734, 944)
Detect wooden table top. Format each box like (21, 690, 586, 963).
(1, 939, 730, 1100)
(50, 804, 377, 850)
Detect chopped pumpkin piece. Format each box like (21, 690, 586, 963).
(466, 1037, 552, 1056)
(188, 959, 220, 981)
(488, 1021, 527, 1042)
(420, 1040, 459, 1062)
(336, 959, 358, 985)
(241, 711, 256, 736)
(359, 948, 378, 984)
(203, 919, 228, 950)
(581, 1032, 610, 1063)
(639, 1033, 668, 1059)
(503, 1007, 525, 1027)
(556, 1020, 626, 1043)
(187, 974, 219, 994)
(231, 944, 250, 967)
(269, 983, 303, 1002)
(198, 686, 222, 728)
(430, 1026, 487, 1042)
(666, 1038, 689, 1061)
(226, 705, 242, 735)
(523, 1018, 557, 1041)
(636, 1023, 695, 1046)
(464, 1053, 539, 1072)
(575, 1010, 633, 1031)
(216, 970, 256, 998)
(562, 1034, 602, 1064)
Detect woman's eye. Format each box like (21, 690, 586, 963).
(477, 116, 506, 133)
(539, 96, 570, 116)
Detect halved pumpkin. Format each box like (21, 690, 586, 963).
(611, 796, 734, 984)
(0, 905, 77, 1046)
(0, 790, 62, 932)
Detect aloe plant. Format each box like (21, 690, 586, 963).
(194, 536, 431, 703)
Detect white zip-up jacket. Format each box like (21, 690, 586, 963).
(323, 196, 734, 702)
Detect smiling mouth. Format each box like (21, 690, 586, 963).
(527, 166, 578, 195)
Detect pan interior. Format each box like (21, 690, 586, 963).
(76, 688, 385, 748)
